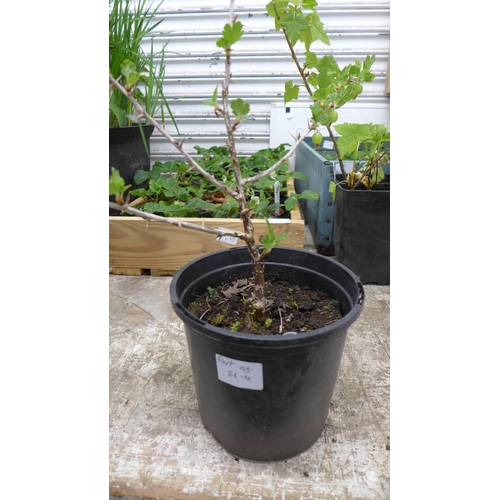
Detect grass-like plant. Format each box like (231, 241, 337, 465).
(109, 0, 173, 129)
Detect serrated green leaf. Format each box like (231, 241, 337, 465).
(203, 86, 219, 107)
(284, 80, 300, 103)
(311, 11, 329, 44)
(284, 196, 297, 212)
(109, 167, 131, 196)
(231, 98, 250, 119)
(334, 123, 374, 156)
(184, 198, 215, 211)
(291, 171, 307, 181)
(280, 12, 309, 46)
(216, 21, 244, 49)
(297, 189, 319, 200)
(301, 0, 318, 8)
(299, 23, 313, 51)
(316, 55, 340, 88)
(310, 102, 334, 126)
(260, 219, 290, 253)
(133, 169, 151, 185)
(304, 51, 318, 67)
(307, 72, 318, 88)
(120, 60, 140, 86)
(266, 0, 288, 18)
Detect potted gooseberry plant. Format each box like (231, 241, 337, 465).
(109, 0, 365, 462)
(266, 0, 390, 283)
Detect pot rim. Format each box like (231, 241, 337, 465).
(170, 247, 364, 345)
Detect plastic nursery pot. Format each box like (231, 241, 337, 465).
(170, 247, 364, 461)
(109, 124, 154, 213)
(334, 181, 390, 285)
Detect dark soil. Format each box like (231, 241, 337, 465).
(188, 278, 343, 336)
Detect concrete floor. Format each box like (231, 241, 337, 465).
(109, 232, 390, 500)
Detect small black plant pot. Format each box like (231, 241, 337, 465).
(109, 124, 154, 214)
(334, 181, 390, 285)
(170, 247, 364, 461)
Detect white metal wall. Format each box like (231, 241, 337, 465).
(143, 1, 390, 163)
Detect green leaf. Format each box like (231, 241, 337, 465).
(231, 98, 250, 119)
(203, 86, 219, 107)
(284, 80, 300, 103)
(309, 10, 330, 46)
(109, 167, 131, 196)
(279, 12, 309, 46)
(334, 123, 374, 156)
(297, 189, 319, 200)
(284, 196, 297, 212)
(309, 102, 337, 126)
(109, 102, 127, 127)
(304, 51, 318, 67)
(301, 0, 319, 8)
(307, 72, 318, 88)
(216, 21, 244, 49)
(291, 171, 307, 181)
(260, 218, 290, 255)
(133, 169, 151, 185)
(120, 60, 140, 86)
(184, 198, 215, 211)
(316, 55, 340, 88)
(299, 23, 313, 52)
(266, 0, 288, 18)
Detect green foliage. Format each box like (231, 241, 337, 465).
(284, 80, 300, 104)
(279, 11, 309, 45)
(267, 0, 378, 141)
(112, 144, 317, 219)
(260, 219, 290, 256)
(109, 0, 176, 129)
(203, 86, 220, 108)
(109, 167, 132, 206)
(109, 167, 131, 196)
(231, 98, 250, 121)
(332, 123, 390, 190)
(216, 21, 244, 49)
(334, 123, 375, 157)
(231, 321, 241, 332)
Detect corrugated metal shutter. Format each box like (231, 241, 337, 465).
(142, 1, 390, 163)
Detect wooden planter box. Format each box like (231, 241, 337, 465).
(109, 182, 305, 276)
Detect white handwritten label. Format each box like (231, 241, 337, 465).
(323, 140, 333, 149)
(215, 354, 264, 390)
(216, 227, 238, 246)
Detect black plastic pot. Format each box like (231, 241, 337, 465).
(170, 247, 364, 461)
(334, 181, 390, 285)
(109, 125, 154, 213)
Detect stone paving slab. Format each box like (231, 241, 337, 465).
(109, 275, 390, 500)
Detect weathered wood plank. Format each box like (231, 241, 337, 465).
(109, 195, 304, 276)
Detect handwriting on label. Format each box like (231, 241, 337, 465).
(215, 354, 263, 390)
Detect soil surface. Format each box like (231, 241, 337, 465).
(188, 278, 343, 336)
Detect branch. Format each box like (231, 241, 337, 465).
(242, 124, 314, 186)
(272, 2, 347, 179)
(109, 201, 248, 240)
(109, 75, 238, 199)
(220, 2, 244, 203)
